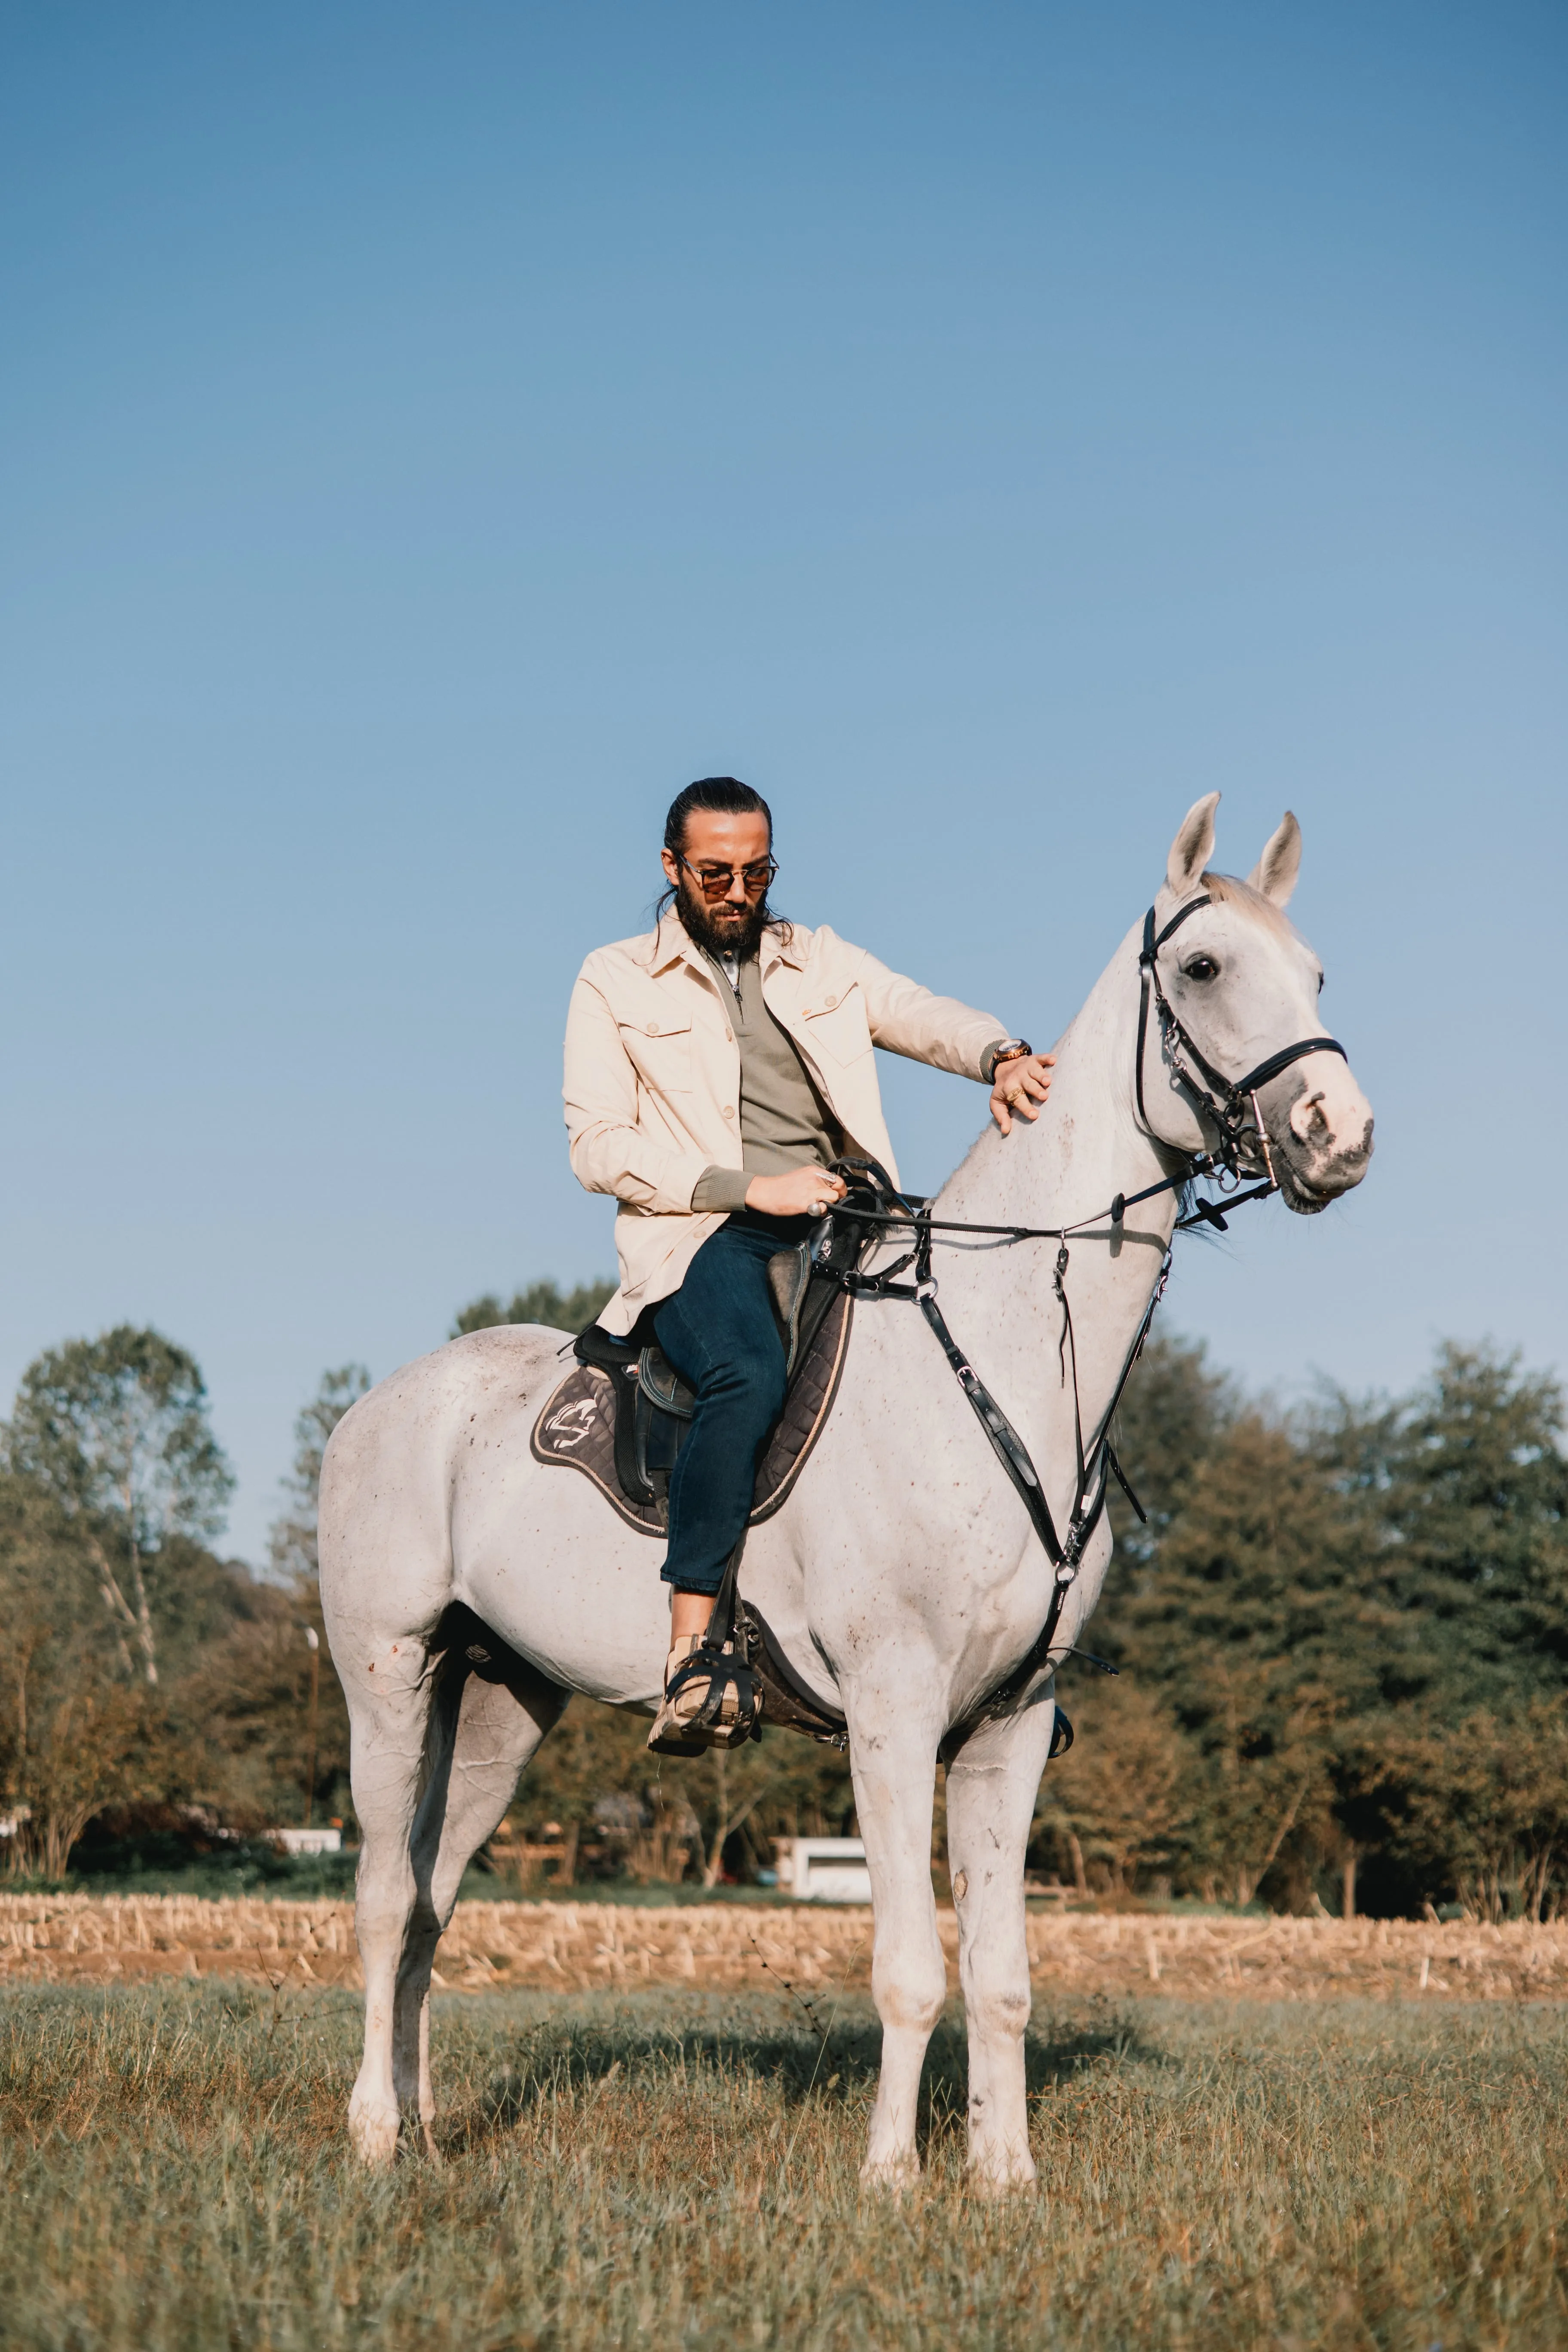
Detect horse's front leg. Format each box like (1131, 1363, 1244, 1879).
(844, 1684, 949, 2188)
(943, 1687, 1058, 2191)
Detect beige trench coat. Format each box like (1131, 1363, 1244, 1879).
(564, 912, 1005, 1333)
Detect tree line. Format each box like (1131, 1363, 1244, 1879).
(0, 1286, 1564, 1919)
(1054, 1332, 1568, 1920)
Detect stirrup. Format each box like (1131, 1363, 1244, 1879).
(647, 1635, 761, 1755)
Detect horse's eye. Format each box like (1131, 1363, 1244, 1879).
(1183, 956, 1219, 982)
(1317, 971, 1325, 994)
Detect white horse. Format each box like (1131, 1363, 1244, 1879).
(319, 792, 1373, 2186)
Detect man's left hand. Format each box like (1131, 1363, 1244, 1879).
(990, 1052, 1056, 1135)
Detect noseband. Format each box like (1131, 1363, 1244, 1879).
(1136, 893, 1348, 1177)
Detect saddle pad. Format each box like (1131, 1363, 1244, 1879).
(530, 1288, 854, 1535)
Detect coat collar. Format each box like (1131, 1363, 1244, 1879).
(766, 921, 809, 971)
(647, 912, 700, 975)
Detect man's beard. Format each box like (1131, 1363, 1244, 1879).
(676, 879, 772, 962)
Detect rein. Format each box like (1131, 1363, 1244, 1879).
(821, 889, 1348, 1725)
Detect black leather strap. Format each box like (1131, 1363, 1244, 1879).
(829, 1158, 1173, 1717)
(1233, 1035, 1347, 1097)
(1136, 894, 1346, 1172)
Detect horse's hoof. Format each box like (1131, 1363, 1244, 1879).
(859, 2152, 921, 2195)
(348, 2102, 400, 2168)
(967, 2152, 1038, 2198)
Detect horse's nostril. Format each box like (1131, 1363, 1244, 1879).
(1289, 1090, 1332, 1146)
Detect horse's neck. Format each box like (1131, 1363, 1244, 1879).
(921, 928, 1182, 1436)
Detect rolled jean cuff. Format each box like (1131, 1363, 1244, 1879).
(659, 1557, 729, 1595)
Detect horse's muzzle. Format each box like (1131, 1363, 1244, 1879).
(1268, 1059, 1375, 1214)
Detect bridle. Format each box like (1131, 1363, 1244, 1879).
(819, 888, 1353, 1727)
(1136, 892, 1348, 1179)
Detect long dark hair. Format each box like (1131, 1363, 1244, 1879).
(653, 776, 785, 933)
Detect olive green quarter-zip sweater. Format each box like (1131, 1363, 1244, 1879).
(689, 948, 842, 1211)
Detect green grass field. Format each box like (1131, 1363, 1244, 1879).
(2, 1981, 1565, 2350)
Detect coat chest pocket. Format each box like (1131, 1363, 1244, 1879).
(797, 984, 871, 1068)
(619, 1013, 694, 1094)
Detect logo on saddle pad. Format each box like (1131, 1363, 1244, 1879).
(542, 1395, 599, 1452)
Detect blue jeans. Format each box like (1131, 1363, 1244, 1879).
(652, 1213, 812, 1595)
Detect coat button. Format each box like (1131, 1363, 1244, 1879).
(646, 1022, 657, 1034)
(723, 1107, 736, 1119)
(825, 994, 837, 1008)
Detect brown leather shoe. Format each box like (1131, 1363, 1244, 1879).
(646, 1635, 756, 1754)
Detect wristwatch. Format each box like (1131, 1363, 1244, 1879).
(986, 1038, 1032, 1083)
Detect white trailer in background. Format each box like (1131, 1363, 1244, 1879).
(773, 1837, 872, 1903)
(270, 1827, 343, 1856)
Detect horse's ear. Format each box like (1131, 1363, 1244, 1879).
(1248, 812, 1302, 906)
(1167, 793, 1220, 897)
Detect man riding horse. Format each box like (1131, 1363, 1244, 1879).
(563, 776, 1057, 1750)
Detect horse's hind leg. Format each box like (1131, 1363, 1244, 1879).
(345, 1624, 565, 2165)
(943, 1690, 1059, 2191)
(393, 1638, 567, 2152)
(345, 1635, 441, 2166)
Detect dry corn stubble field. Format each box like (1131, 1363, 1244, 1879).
(3, 1905, 1568, 2350)
(8, 1894, 1568, 2001)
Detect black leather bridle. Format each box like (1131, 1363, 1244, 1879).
(1136, 891, 1348, 1179)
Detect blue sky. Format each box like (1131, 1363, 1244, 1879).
(2, 1, 1563, 1562)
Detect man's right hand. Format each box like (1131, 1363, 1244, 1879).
(744, 1167, 849, 1218)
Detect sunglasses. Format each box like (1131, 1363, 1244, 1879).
(678, 854, 778, 900)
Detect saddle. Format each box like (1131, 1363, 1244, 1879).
(530, 1215, 864, 1538)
